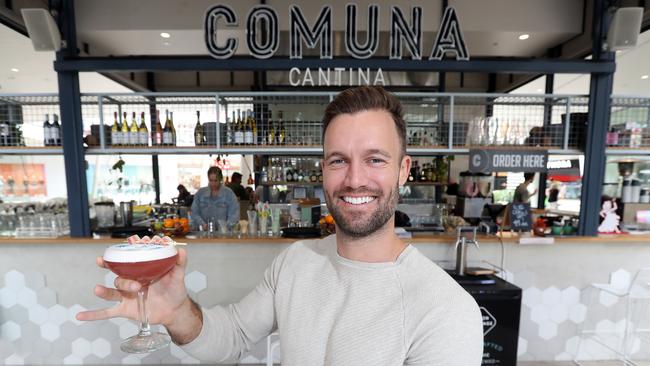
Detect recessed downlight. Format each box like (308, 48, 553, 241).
(160, 32, 171, 39)
(642, 75, 649, 80)
(518, 34, 530, 40)
(10, 68, 19, 72)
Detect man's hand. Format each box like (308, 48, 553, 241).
(76, 248, 203, 344)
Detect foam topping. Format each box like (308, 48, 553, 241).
(103, 243, 178, 263)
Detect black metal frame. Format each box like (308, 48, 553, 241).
(52, 0, 616, 237)
(53, 56, 615, 74)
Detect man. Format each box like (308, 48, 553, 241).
(78, 86, 483, 365)
(189, 166, 239, 230)
(513, 172, 538, 204)
(226, 172, 248, 200)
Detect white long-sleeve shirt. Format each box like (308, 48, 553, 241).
(181, 235, 484, 365)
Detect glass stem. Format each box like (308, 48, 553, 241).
(137, 286, 151, 337)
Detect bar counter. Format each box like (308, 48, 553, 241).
(1, 233, 649, 363)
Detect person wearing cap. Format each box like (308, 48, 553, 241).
(189, 166, 239, 230)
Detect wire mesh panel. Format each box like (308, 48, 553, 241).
(398, 95, 448, 148)
(609, 97, 650, 148)
(0, 94, 61, 148)
(218, 93, 331, 148)
(95, 94, 217, 149)
(450, 95, 582, 149)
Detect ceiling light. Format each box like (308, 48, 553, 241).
(642, 75, 649, 80)
(10, 68, 19, 72)
(518, 34, 530, 40)
(536, 89, 543, 92)
(616, 50, 623, 54)
(160, 32, 171, 38)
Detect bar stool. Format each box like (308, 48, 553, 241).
(573, 268, 650, 365)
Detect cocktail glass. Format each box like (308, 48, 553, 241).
(103, 243, 178, 353)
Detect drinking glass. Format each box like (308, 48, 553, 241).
(246, 210, 257, 237)
(259, 216, 269, 237)
(270, 209, 281, 236)
(217, 219, 229, 237)
(103, 243, 178, 353)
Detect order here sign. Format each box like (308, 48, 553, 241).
(469, 149, 548, 173)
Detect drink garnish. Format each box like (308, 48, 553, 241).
(125, 234, 187, 246)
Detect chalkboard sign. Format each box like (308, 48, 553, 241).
(510, 203, 532, 231)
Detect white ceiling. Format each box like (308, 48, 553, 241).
(0, 24, 131, 93)
(512, 30, 650, 95)
(74, 0, 581, 57)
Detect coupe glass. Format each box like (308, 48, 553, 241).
(103, 243, 178, 353)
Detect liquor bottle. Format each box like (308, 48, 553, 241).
(152, 110, 163, 146)
(129, 112, 139, 145)
(43, 114, 51, 146)
(138, 112, 149, 146)
(309, 170, 318, 183)
(169, 111, 177, 146)
(162, 110, 172, 146)
(194, 110, 204, 146)
(121, 112, 129, 146)
(51, 114, 61, 146)
(244, 110, 254, 145)
(285, 167, 293, 182)
(234, 109, 244, 145)
(111, 112, 120, 146)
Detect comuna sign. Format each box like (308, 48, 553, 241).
(204, 4, 469, 85)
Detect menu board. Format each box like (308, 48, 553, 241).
(510, 203, 532, 231)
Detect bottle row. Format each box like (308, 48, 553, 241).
(110, 110, 176, 146)
(260, 157, 323, 183)
(43, 114, 62, 146)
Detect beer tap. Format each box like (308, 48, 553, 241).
(454, 226, 479, 276)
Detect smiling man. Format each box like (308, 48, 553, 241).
(78, 86, 483, 365)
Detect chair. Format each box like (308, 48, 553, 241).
(573, 268, 650, 365)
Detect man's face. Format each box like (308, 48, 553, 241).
(208, 173, 221, 191)
(322, 109, 410, 238)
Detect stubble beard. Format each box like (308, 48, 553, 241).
(325, 182, 399, 238)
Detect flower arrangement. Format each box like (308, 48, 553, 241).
(256, 201, 271, 219)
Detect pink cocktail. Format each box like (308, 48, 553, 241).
(104, 243, 178, 353)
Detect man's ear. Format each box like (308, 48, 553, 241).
(399, 155, 411, 186)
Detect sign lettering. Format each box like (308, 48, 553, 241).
(204, 5, 469, 61)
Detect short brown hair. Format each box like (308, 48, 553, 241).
(322, 86, 406, 156)
(207, 166, 223, 181)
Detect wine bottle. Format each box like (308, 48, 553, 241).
(138, 112, 149, 146)
(129, 112, 139, 145)
(43, 114, 51, 147)
(244, 110, 254, 145)
(194, 110, 204, 146)
(121, 112, 129, 146)
(268, 112, 276, 145)
(169, 111, 177, 146)
(234, 109, 244, 145)
(227, 111, 235, 145)
(162, 110, 172, 146)
(279, 121, 286, 145)
(152, 110, 162, 146)
(252, 110, 258, 145)
(52, 114, 61, 146)
(111, 112, 120, 146)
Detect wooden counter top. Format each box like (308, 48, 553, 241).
(1, 232, 649, 245)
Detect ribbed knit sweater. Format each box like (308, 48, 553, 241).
(181, 235, 484, 365)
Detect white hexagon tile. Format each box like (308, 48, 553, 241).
(185, 270, 207, 293)
(2, 267, 649, 364)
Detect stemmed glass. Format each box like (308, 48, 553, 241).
(103, 243, 178, 353)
